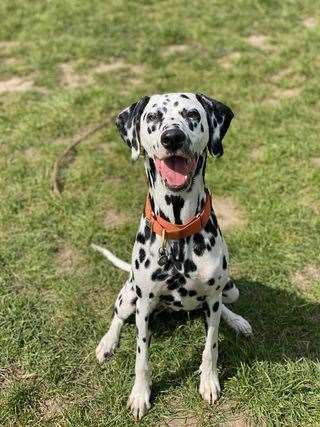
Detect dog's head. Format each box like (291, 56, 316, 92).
(116, 93, 234, 191)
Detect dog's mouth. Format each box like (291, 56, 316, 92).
(155, 155, 198, 191)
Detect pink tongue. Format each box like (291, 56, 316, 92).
(155, 157, 189, 187)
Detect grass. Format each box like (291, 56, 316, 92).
(0, 0, 319, 425)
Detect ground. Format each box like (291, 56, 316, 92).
(0, 1, 319, 426)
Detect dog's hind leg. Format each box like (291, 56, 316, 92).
(221, 304, 252, 336)
(221, 280, 239, 304)
(96, 279, 136, 363)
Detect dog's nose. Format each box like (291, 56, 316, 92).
(161, 128, 186, 152)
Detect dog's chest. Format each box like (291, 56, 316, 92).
(132, 218, 229, 311)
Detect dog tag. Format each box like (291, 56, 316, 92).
(158, 247, 168, 266)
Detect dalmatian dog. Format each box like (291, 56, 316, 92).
(92, 93, 252, 419)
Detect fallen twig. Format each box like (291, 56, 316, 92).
(52, 116, 113, 196)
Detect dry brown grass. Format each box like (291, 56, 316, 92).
(214, 197, 247, 231)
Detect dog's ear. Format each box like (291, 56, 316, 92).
(116, 96, 150, 161)
(196, 93, 234, 157)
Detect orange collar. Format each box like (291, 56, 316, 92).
(144, 191, 212, 240)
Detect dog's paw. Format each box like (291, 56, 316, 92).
(230, 315, 253, 337)
(95, 334, 118, 363)
(199, 371, 220, 404)
(127, 382, 151, 420)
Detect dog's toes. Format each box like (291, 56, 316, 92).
(127, 383, 151, 420)
(95, 336, 117, 363)
(234, 316, 253, 337)
(199, 372, 220, 404)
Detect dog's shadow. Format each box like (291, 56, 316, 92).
(148, 278, 320, 395)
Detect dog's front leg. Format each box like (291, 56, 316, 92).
(199, 293, 222, 403)
(127, 296, 153, 419)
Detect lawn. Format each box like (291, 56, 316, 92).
(0, 0, 319, 425)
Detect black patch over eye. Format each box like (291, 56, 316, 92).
(187, 109, 201, 121)
(146, 112, 157, 122)
(146, 110, 163, 123)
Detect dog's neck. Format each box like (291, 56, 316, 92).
(145, 152, 207, 224)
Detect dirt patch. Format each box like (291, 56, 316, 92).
(222, 414, 254, 427)
(293, 265, 320, 292)
(93, 60, 127, 74)
(265, 87, 301, 105)
(4, 57, 22, 67)
(39, 397, 66, 421)
(23, 146, 41, 161)
(303, 17, 317, 29)
(246, 34, 272, 50)
(103, 208, 128, 228)
(159, 415, 199, 426)
(249, 146, 265, 161)
(311, 157, 320, 168)
(0, 366, 37, 389)
(0, 77, 34, 94)
(218, 52, 241, 70)
(93, 61, 145, 75)
(0, 41, 18, 52)
(60, 61, 145, 88)
(55, 245, 78, 274)
(161, 44, 189, 57)
(214, 197, 246, 231)
(60, 63, 91, 88)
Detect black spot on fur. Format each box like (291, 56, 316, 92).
(222, 255, 227, 270)
(131, 297, 138, 305)
(208, 278, 215, 286)
(212, 301, 220, 312)
(202, 301, 210, 317)
(139, 248, 146, 263)
(210, 236, 216, 246)
(194, 155, 204, 177)
(181, 94, 190, 99)
(178, 287, 188, 297)
(197, 295, 206, 301)
(151, 268, 169, 281)
(160, 294, 174, 302)
(193, 233, 206, 256)
(188, 290, 197, 297)
(149, 158, 156, 185)
(142, 337, 147, 343)
(173, 300, 183, 307)
(165, 195, 185, 224)
(200, 123, 204, 132)
(136, 286, 142, 298)
(136, 233, 145, 244)
(144, 223, 151, 240)
(205, 218, 217, 238)
(224, 280, 234, 290)
(144, 258, 150, 268)
(135, 259, 139, 270)
(159, 210, 170, 222)
(138, 346, 141, 353)
(184, 259, 197, 274)
(149, 292, 154, 298)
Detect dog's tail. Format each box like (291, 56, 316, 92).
(91, 243, 131, 272)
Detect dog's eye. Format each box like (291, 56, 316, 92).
(146, 112, 158, 122)
(187, 110, 201, 121)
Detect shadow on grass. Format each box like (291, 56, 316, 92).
(148, 278, 320, 396)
